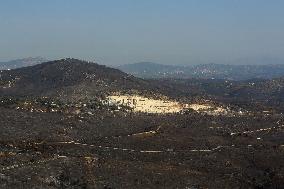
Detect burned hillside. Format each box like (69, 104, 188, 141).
(0, 59, 284, 188)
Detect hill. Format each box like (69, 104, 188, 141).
(150, 77, 284, 111)
(0, 58, 154, 101)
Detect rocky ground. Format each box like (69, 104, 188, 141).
(0, 106, 283, 189)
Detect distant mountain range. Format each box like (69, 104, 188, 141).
(118, 62, 284, 80)
(3, 58, 284, 81)
(0, 57, 48, 70)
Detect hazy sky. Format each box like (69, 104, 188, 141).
(1, 0, 284, 65)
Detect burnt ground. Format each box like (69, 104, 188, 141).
(1, 59, 284, 189)
(0, 107, 284, 189)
